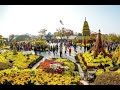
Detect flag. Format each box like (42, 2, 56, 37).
(60, 20, 64, 25)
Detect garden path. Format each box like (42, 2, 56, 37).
(31, 43, 85, 79)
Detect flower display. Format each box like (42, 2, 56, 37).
(77, 52, 113, 69)
(38, 58, 76, 74)
(95, 69, 104, 76)
(0, 68, 81, 85)
(0, 51, 39, 69)
(112, 45, 120, 65)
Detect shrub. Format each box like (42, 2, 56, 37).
(0, 62, 13, 70)
(94, 71, 120, 85)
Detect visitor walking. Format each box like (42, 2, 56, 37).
(55, 44, 58, 54)
(52, 45, 56, 55)
(73, 43, 77, 52)
(60, 46, 63, 57)
(37, 45, 41, 55)
(68, 47, 71, 56)
(34, 46, 37, 55)
(65, 45, 67, 54)
(48, 45, 51, 54)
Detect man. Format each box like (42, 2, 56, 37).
(65, 45, 67, 54)
(73, 43, 77, 52)
(53, 45, 56, 55)
(55, 44, 58, 54)
(60, 45, 63, 57)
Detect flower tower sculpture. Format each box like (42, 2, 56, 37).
(82, 17, 91, 46)
(89, 30, 112, 59)
(82, 17, 90, 36)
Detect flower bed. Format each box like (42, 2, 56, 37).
(77, 52, 113, 69)
(76, 51, 113, 77)
(0, 68, 81, 85)
(112, 45, 120, 65)
(0, 51, 40, 69)
(38, 58, 76, 74)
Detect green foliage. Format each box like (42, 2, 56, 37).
(34, 40, 48, 46)
(72, 37, 80, 43)
(9, 34, 14, 42)
(64, 61, 75, 71)
(82, 20, 90, 36)
(15, 34, 31, 42)
(45, 32, 52, 40)
(108, 33, 119, 42)
(78, 33, 82, 36)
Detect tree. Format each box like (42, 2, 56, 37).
(56, 27, 65, 40)
(64, 29, 73, 41)
(0, 35, 4, 47)
(54, 32, 58, 39)
(9, 34, 14, 42)
(101, 34, 109, 44)
(38, 29, 47, 39)
(118, 35, 120, 42)
(3, 38, 9, 46)
(15, 34, 31, 42)
(90, 33, 97, 42)
(78, 33, 82, 36)
(45, 32, 53, 40)
(9, 34, 14, 49)
(108, 33, 119, 43)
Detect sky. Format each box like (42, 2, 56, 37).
(0, 5, 120, 38)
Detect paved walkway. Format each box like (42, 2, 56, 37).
(31, 43, 85, 79)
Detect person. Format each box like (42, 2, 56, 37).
(60, 42, 62, 48)
(60, 46, 63, 57)
(52, 45, 56, 55)
(48, 45, 51, 54)
(84, 45, 86, 52)
(68, 47, 71, 56)
(73, 43, 77, 52)
(55, 44, 58, 54)
(34, 46, 37, 55)
(43, 46, 46, 53)
(80, 43, 82, 50)
(50, 45, 53, 52)
(37, 45, 41, 55)
(65, 45, 67, 54)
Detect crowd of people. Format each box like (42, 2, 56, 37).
(46, 42, 73, 57)
(9, 41, 73, 57)
(9, 40, 119, 58)
(107, 42, 118, 52)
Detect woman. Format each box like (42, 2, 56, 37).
(68, 47, 71, 56)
